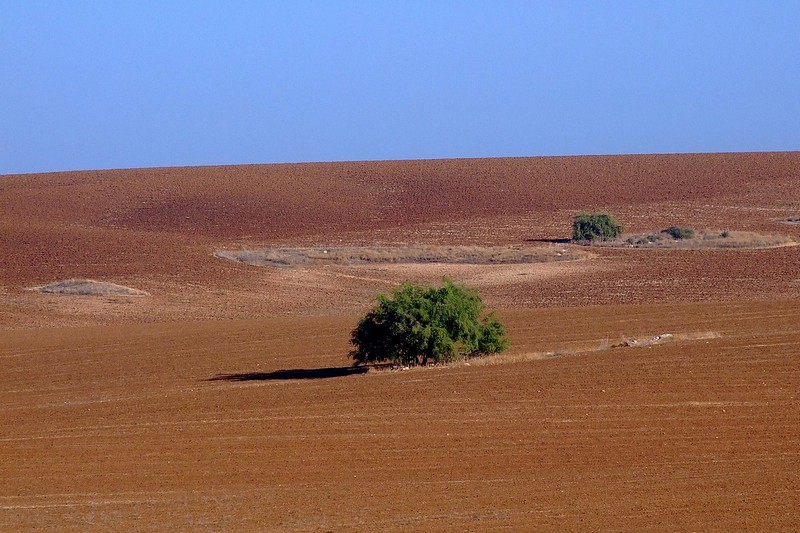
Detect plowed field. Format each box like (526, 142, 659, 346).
(1, 153, 799, 530)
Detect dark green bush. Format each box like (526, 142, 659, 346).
(350, 278, 509, 367)
(663, 226, 695, 239)
(572, 212, 622, 242)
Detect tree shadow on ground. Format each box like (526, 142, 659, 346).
(525, 238, 572, 244)
(206, 365, 369, 382)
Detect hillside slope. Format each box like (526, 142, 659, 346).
(1, 152, 798, 327)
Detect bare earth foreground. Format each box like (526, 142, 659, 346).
(1, 153, 799, 531)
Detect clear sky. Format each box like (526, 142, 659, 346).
(2, 1, 799, 174)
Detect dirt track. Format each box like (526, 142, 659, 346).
(1, 153, 799, 530)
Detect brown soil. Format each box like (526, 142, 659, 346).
(1, 301, 798, 531)
(1, 152, 799, 530)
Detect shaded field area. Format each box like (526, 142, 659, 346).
(1, 300, 798, 531)
(208, 366, 370, 381)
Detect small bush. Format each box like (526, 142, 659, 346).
(572, 212, 622, 242)
(350, 278, 508, 367)
(720, 230, 731, 238)
(663, 226, 695, 240)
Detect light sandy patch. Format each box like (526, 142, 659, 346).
(384, 331, 723, 371)
(674, 331, 722, 341)
(354, 260, 601, 288)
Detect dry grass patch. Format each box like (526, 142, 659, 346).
(214, 244, 591, 268)
(29, 279, 149, 296)
(593, 230, 795, 250)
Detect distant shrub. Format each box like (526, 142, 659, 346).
(720, 230, 731, 238)
(663, 226, 695, 240)
(350, 278, 508, 367)
(572, 212, 622, 242)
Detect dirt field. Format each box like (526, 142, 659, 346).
(1, 152, 799, 530)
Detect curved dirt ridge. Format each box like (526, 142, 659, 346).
(214, 244, 592, 268)
(29, 279, 149, 296)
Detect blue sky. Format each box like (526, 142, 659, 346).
(2, 1, 798, 174)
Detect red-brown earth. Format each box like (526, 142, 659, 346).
(1, 152, 799, 530)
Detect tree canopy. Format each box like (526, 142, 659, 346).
(572, 212, 622, 242)
(350, 278, 508, 367)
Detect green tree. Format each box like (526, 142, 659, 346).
(350, 278, 508, 366)
(572, 212, 622, 242)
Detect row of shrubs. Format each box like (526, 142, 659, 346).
(571, 212, 700, 243)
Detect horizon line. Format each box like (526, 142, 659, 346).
(3, 149, 798, 177)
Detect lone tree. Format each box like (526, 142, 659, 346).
(572, 212, 622, 242)
(350, 278, 508, 367)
